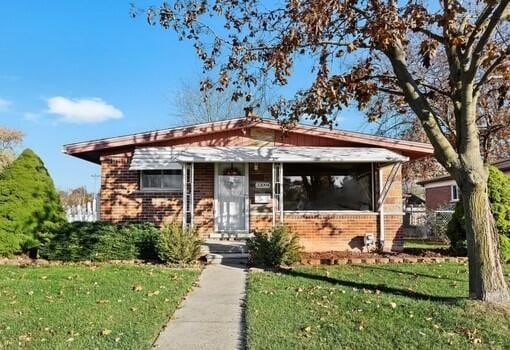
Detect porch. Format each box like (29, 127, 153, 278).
(129, 146, 406, 251)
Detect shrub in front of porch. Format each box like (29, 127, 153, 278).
(247, 225, 302, 267)
(156, 221, 202, 264)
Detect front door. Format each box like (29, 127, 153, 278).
(215, 163, 248, 233)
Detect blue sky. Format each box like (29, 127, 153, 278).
(0, 1, 367, 193)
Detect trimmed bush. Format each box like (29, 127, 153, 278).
(40, 222, 160, 261)
(0, 149, 66, 256)
(156, 222, 202, 264)
(446, 165, 510, 261)
(247, 225, 302, 267)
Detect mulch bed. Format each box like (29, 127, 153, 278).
(300, 249, 467, 266)
(0, 255, 203, 267)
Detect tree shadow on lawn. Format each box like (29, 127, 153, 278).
(282, 269, 462, 304)
(352, 264, 467, 283)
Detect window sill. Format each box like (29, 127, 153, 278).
(134, 189, 183, 194)
(283, 210, 379, 215)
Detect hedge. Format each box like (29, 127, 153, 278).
(40, 222, 160, 262)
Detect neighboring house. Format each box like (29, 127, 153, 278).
(63, 117, 433, 252)
(418, 158, 510, 210)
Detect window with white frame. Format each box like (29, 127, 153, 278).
(140, 170, 182, 191)
(451, 184, 460, 201)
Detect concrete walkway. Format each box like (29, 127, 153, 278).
(153, 262, 247, 350)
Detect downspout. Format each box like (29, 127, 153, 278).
(378, 166, 385, 251)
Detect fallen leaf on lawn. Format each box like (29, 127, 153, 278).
(66, 337, 74, 342)
(115, 337, 121, 343)
(301, 326, 312, 337)
(418, 331, 426, 336)
(389, 302, 397, 309)
(97, 299, 109, 304)
(130, 307, 138, 312)
(132, 284, 144, 292)
(148, 290, 160, 297)
(101, 329, 112, 336)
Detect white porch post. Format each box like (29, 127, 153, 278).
(272, 162, 283, 226)
(279, 162, 284, 223)
(378, 166, 385, 250)
(272, 162, 276, 227)
(182, 162, 194, 229)
(182, 163, 187, 229)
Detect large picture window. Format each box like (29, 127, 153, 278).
(140, 170, 182, 191)
(283, 163, 373, 211)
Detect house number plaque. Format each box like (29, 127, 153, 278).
(255, 182, 271, 189)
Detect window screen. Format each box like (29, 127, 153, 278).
(283, 163, 373, 211)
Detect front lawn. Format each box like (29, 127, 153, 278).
(403, 238, 450, 250)
(247, 263, 510, 349)
(0, 264, 199, 349)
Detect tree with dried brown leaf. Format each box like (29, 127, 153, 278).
(135, 0, 510, 302)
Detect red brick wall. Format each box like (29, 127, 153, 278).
(100, 154, 182, 224)
(425, 186, 452, 210)
(193, 164, 214, 236)
(283, 214, 403, 252)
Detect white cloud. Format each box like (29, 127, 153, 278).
(47, 96, 123, 124)
(0, 98, 12, 111)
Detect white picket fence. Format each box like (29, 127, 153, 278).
(66, 195, 100, 222)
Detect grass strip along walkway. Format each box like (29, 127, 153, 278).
(247, 263, 510, 350)
(0, 264, 199, 349)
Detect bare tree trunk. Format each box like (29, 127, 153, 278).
(461, 176, 510, 303)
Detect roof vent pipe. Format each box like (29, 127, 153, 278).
(244, 106, 254, 119)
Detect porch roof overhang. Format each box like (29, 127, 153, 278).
(129, 146, 409, 170)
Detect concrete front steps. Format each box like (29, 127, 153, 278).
(201, 238, 249, 265)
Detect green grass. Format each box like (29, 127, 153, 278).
(403, 238, 450, 250)
(247, 263, 510, 350)
(0, 264, 200, 349)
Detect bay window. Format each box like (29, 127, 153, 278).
(283, 163, 373, 211)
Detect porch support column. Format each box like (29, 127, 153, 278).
(272, 162, 276, 227)
(272, 162, 284, 226)
(182, 162, 194, 229)
(378, 167, 385, 251)
(279, 162, 283, 224)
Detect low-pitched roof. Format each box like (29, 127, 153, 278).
(63, 117, 434, 164)
(417, 157, 510, 186)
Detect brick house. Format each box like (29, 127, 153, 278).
(417, 158, 510, 210)
(64, 118, 433, 252)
